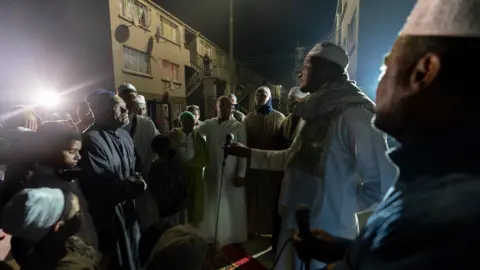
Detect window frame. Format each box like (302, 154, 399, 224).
(159, 15, 181, 45)
(123, 46, 151, 76)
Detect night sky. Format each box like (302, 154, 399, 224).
(154, 0, 337, 85)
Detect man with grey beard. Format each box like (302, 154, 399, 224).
(80, 89, 146, 270)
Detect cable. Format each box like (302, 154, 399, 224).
(270, 238, 293, 270)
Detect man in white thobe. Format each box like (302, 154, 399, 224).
(196, 96, 248, 247)
(227, 43, 396, 270)
(118, 83, 160, 230)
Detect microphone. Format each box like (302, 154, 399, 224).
(223, 133, 235, 164)
(295, 205, 311, 270)
(226, 133, 235, 145)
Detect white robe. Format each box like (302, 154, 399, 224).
(253, 107, 396, 270)
(196, 117, 248, 247)
(124, 114, 160, 229)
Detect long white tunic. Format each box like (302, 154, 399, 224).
(124, 114, 160, 229)
(252, 107, 396, 270)
(196, 117, 248, 247)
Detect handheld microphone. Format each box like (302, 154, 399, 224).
(226, 133, 235, 145)
(295, 205, 311, 270)
(223, 133, 235, 164)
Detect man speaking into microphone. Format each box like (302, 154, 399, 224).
(226, 43, 395, 270)
(195, 96, 248, 248)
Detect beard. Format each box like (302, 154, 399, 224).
(373, 105, 404, 142)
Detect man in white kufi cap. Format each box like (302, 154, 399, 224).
(283, 1, 480, 269)
(117, 83, 160, 231)
(227, 41, 395, 270)
(243, 86, 285, 238)
(135, 95, 147, 117)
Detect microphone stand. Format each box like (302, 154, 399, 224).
(211, 140, 231, 265)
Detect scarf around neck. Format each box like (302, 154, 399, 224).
(293, 80, 374, 121)
(256, 98, 273, 114)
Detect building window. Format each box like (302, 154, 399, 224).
(123, 46, 151, 75)
(162, 60, 180, 81)
(160, 16, 180, 44)
(120, 0, 151, 28)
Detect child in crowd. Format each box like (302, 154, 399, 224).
(149, 134, 188, 225)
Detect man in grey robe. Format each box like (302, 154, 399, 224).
(80, 89, 146, 270)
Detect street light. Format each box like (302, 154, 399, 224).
(229, 0, 234, 95)
(35, 89, 60, 108)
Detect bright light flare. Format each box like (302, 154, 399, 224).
(36, 89, 60, 108)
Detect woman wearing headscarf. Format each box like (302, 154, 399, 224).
(169, 111, 208, 226)
(244, 86, 285, 236)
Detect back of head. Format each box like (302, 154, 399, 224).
(85, 89, 116, 116)
(186, 105, 200, 114)
(151, 134, 171, 156)
(145, 225, 207, 270)
(2, 188, 66, 242)
(35, 121, 81, 158)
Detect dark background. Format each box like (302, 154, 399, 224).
(154, 0, 337, 85)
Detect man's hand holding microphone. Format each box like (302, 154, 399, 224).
(223, 135, 247, 187)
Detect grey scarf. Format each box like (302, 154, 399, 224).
(290, 80, 375, 176)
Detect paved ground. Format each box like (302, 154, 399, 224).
(242, 235, 275, 269)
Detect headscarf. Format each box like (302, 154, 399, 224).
(179, 111, 195, 122)
(255, 86, 273, 114)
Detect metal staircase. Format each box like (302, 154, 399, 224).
(186, 58, 204, 97)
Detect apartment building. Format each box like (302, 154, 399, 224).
(3, 0, 273, 121)
(333, 0, 416, 98)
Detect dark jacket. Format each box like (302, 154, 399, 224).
(344, 126, 480, 270)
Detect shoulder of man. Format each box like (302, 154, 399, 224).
(357, 173, 480, 266)
(272, 109, 286, 118)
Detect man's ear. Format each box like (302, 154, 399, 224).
(410, 53, 441, 93)
(53, 220, 65, 233)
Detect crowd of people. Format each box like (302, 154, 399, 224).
(1, 0, 479, 269)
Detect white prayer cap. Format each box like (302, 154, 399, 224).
(2, 188, 65, 242)
(118, 83, 137, 95)
(137, 95, 146, 104)
(306, 42, 349, 70)
(401, 0, 480, 37)
(288, 86, 309, 99)
(256, 86, 272, 99)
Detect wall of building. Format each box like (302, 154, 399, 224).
(356, 0, 416, 98)
(109, 0, 190, 104)
(1, 0, 115, 109)
(335, 0, 416, 98)
(337, 0, 360, 82)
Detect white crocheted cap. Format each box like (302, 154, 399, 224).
(401, 0, 480, 37)
(256, 86, 272, 99)
(306, 42, 349, 70)
(137, 95, 146, 104)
